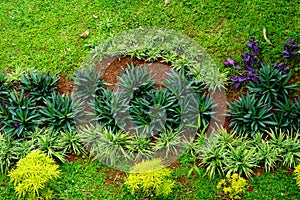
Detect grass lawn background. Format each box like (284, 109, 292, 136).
(1, 0, 300, 199)
(1, 0, 299, 76)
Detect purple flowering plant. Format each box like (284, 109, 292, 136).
(226, 36, 262, 88)
(227, 37, 300, 88)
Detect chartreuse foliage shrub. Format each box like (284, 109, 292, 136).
(294, 165, 300, 188)
(217, 173, 247, 200)
(9, 150, 60, 200)
(124, 158, 175, 197)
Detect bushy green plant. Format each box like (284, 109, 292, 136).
(153, 129, 182, 158)
(200, 128, 247, 178)
(200, 135, 227, 178)
(227, 93, 276, 135)
(217, 173, 247, 200)
(0, 134, 17, 174)
(124, 158, 175, 197)
(274, 97, 300, 131)
(224, 143, 257, 178)
(78, 124, 132, 167)
(60, 130, 86, 156)
(268, 129, 300, 168)
(36, 129, 66, 163)
(0, 90, 41, 138)
(40, 92, 83, 132)
(20, 70, 59, 102)
(251, 132, 280, 172)
(247, 65, 297, 104)
(9, 150, 60, 199)
(126, 130, 154, 162)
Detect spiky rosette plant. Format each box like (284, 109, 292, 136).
(227, 93, 276, 135)
(73, 67, 103, 102)
(0, 90, 41, 138)
(273, 97, 300, 131)
(40, 92, 83, 132)
(78, 124, 133, 169)
(20, 70, 59, 102)
(247, 65, 298, 105)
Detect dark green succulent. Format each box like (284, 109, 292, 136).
(20, 70, 59, 102)
(247, 65, 298, 105)
(273, 97, 300, 131)
(227, 93, 277, 135)
(40, 93, 83, 132)
(73, 67, 103, 102)
(0, 90, 41, 138)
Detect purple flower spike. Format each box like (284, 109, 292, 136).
(14, 123, 19, 128)
(224, 58, 240, 68)
(283, 38, 299, 59)
(1, 100, 4, 107)
(230, 76, 248, 89)
(274, 63, 288, 74)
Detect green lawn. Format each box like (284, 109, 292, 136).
(1, 0, 299, 76)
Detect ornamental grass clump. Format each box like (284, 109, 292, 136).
(9, 150, 60, 200)
(124, 158, 175, 197)
(217, 173, 247, 200)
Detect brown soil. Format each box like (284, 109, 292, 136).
(100, 56, 172, 90)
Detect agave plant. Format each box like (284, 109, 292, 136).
(0, 90, 41, 138)
(227, 93, 276, 135)
(247, 65, 297, 105)
(91, 88, 120, 131)
(20, 70, 59, 102)
(72, 67, 102, 102)
(40, 92, 83, 132)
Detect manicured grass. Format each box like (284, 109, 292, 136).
(1, 159, 300, 199)
(1, 0, 299, 76)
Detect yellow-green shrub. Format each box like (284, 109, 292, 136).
(217, 173, 247, 200)
(124, 158, 175, 197)
(9, 150, 61, 200)
(294, 164, 300, 187)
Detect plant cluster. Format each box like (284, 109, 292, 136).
(9, 150, 60, 199)
(194, 128, 300, 179)
(0, 71, 82, 138)
(124, 158, 175, 197)
(84, 65, 215, 133)
(217, 173, 247, 200)
(227, 65, 299, 135)
(227, 37, 299, 88)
